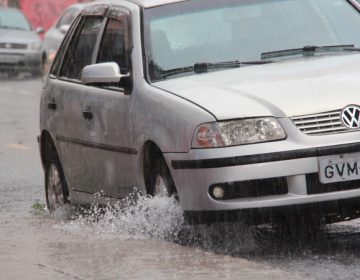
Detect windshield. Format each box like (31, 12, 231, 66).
(0, 9, 31, 31)
(144, 0, 360, 81)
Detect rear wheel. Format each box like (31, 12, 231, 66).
(45, 150, 69, 212)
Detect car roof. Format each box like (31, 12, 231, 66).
(91, 0, 188, 9)
(66, 3, 89, 10)
(128, 0, 188, 8)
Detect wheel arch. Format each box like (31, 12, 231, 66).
(40, 130, 70, 202)
(141, 140, 178, 196)
(142, 141, 163, 194)
(39, 130, 58, 169)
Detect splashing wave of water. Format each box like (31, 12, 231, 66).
(54, 193, 184, 241)
(49, 191, 258, 254)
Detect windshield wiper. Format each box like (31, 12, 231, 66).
(159, 60, 273, 78)
(261, 44, 360, 60)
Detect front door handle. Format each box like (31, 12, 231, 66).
(82, 110, 93, 120)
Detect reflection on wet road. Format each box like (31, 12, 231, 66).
(1, 78, 360, 280)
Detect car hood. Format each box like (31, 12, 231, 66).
(153, 54, 360, 120)
(0, 28, 40, 44)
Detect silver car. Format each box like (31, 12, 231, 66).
(39, 0, 360, 224)
(0, 7, 42, 77)
(41, 3, 87, 76)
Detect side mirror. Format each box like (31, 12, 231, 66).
(81, 62, 129, 85)
(36, 27, 45, 34)
(59, 24, 70, 34)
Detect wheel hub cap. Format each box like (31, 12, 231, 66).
(47, 164, 64, 211)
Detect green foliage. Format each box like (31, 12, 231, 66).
(31, 200, 46, 214)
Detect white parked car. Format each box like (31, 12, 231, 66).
(0, 7, 43, 77)
(39, 0, 360, 225)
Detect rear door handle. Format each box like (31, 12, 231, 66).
(82, 110, 93, 120)
(47, 101, 57, 110)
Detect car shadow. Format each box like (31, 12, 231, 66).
(173, 219, 360, 258)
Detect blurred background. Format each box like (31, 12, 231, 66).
(1, 0, 90, 34)
(0, 0, 93, 78)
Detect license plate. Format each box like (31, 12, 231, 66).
(319, 153, 360, 184)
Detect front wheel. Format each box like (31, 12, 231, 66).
(45, 160, 68, 212)
(148, 156, 177, 198)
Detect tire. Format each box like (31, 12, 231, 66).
(148, 155, 177, 198)
(45, 155, 69, 212)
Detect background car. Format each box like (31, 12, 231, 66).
(41, 3, 87, 76)
(0, 7, 43, 77)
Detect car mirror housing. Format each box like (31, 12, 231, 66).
(59, 24, 70, 34)
(36, 27, 45, 34)
(81, 62, 129, 85)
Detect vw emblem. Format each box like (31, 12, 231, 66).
(341, 105, 360, 129)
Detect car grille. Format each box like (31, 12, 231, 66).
(0, 53, 24, 57)
(291, 109, 355, 135)
(0, 43, 27, 50)
(209, 177, 288, 200)
(306, 173, 360, 194)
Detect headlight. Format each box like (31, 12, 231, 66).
(192, 117, 286, 148)
(28, 42, 41, 50)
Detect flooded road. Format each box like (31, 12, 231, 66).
(1, 78, 360, 280)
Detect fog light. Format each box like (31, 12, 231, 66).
(212, 186, 225, 199)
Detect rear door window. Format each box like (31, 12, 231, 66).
(97, 9, 132, 75)
(50, 15, 81, 78)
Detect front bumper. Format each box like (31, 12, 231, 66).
(0, 49, 41, 72)
(165, 119, 360, 213)
(184, 197, 360, 224)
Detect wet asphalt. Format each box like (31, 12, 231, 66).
(1, 77, 360, 280)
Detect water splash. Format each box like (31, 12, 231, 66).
(48, 191, 259, 254)
(55, 193, 184, 241)
(39, 189, 341, 256)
